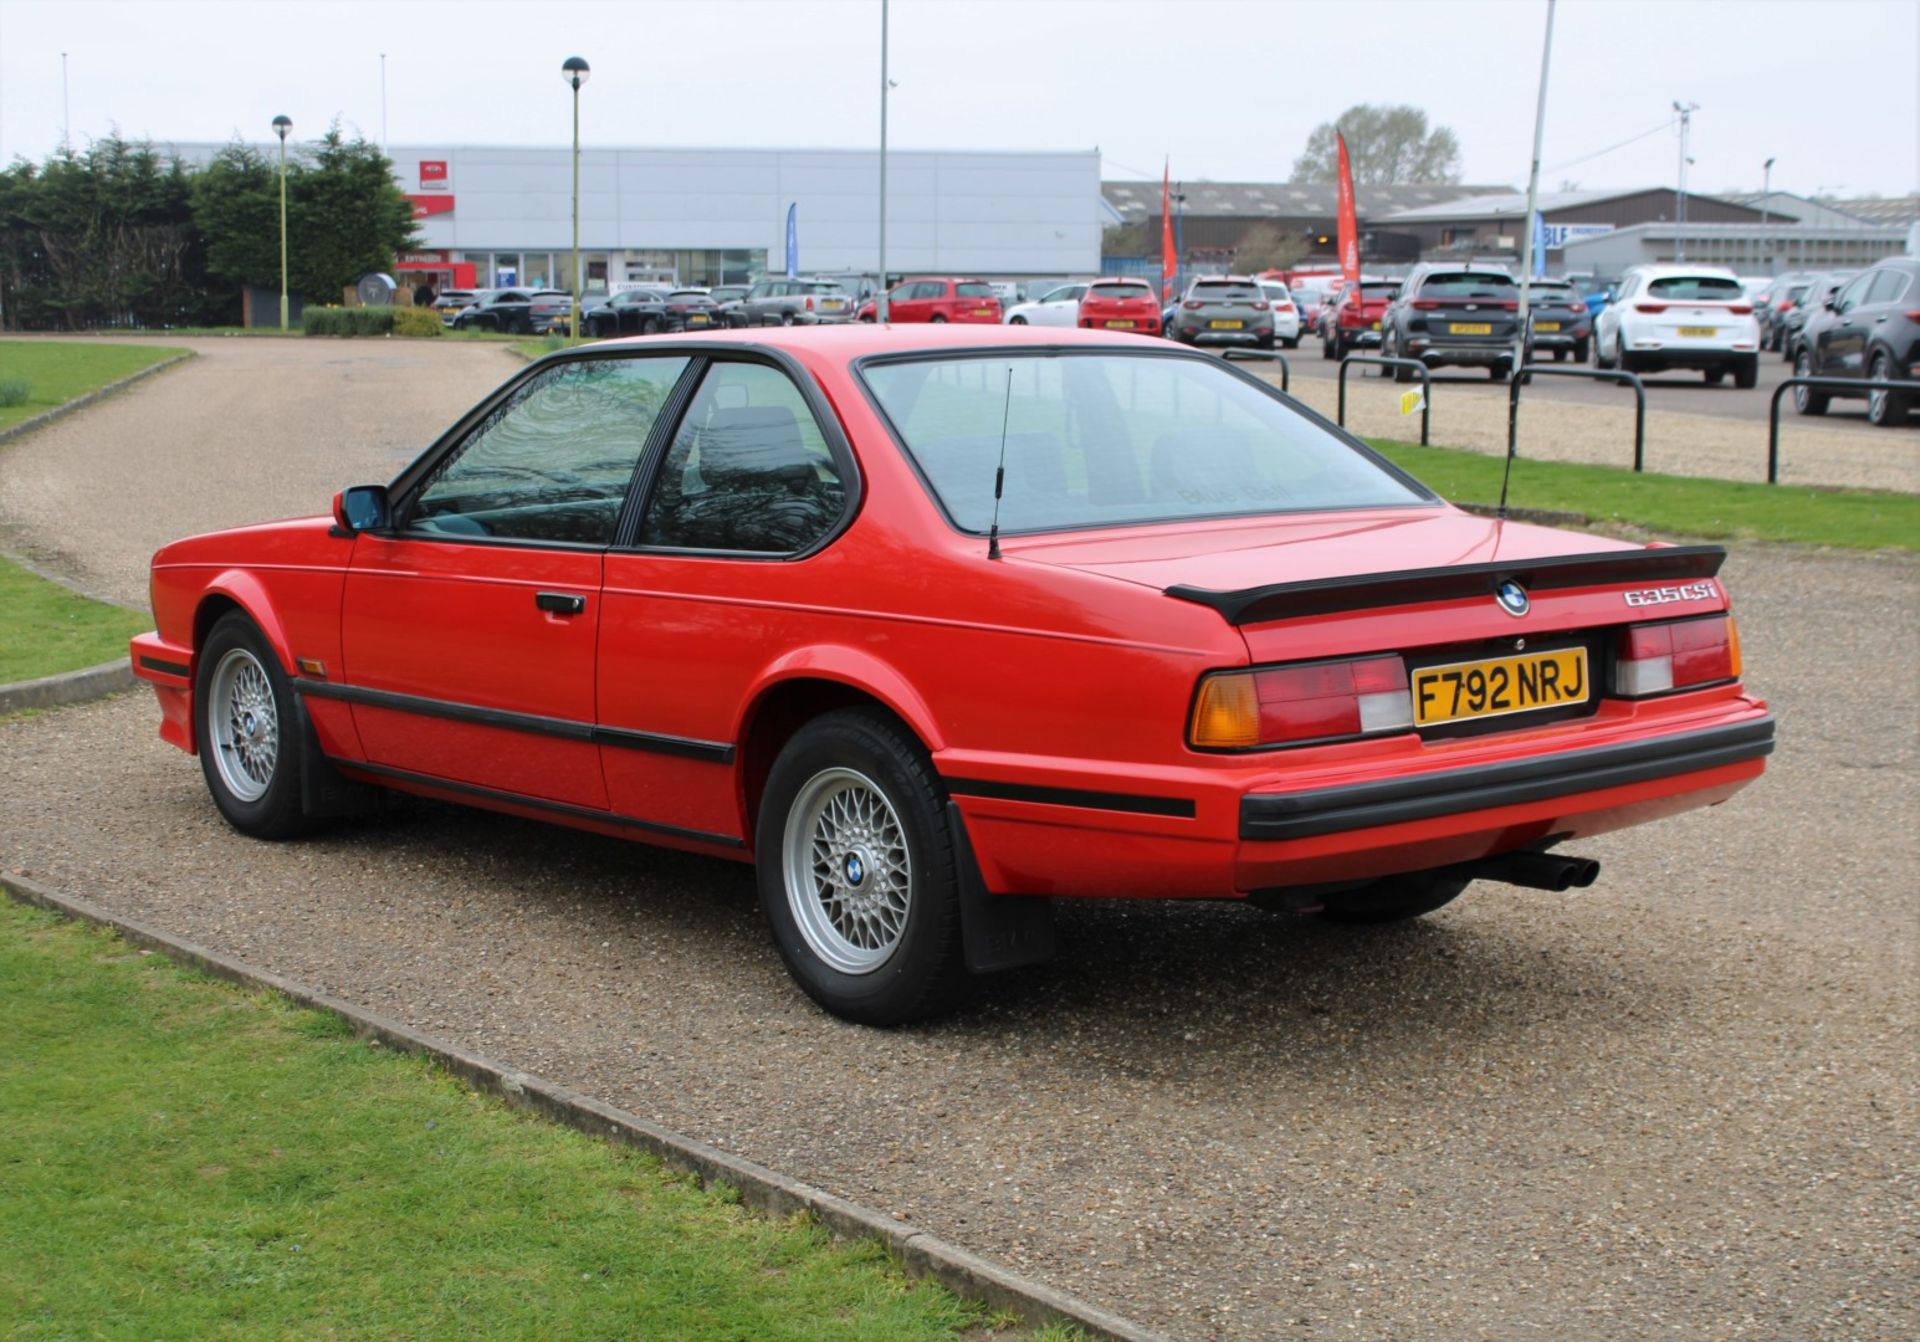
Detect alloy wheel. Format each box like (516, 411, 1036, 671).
(782, 767, 913, 974)
(208, 646, 279, 802)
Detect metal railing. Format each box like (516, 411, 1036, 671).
(1336, 356, 1432, 446)
(1768, 376, 1911, 484)
(1509, 365, 1647, 471)
(1220, 348, 1289, 393)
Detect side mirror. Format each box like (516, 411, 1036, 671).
(334, 484, 391, 534)
(1824, 295, 1840, 312)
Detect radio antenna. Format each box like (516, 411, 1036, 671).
(986, 365, 1013, 560)
(1496, 387, 1519, 522)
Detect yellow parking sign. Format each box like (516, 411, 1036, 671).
(1399, 388, 1425, 417)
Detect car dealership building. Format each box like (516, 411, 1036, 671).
(166, 141, 1104, 295)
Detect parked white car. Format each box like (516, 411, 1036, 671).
(1004, 282, 1089, 326)
(1256, 279, 1304, 346)
(1593, 265, 1761, 386)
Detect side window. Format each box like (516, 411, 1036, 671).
(1865, 270, 1908, 306)
(1834, 275, 1872, 313)
(407, 357, 690, 546)
(641, 361, 847, 554)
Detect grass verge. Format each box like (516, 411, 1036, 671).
(0, 556, 147, 684)
(0, 898, 1061, 1340)
(0, 339, 190, 431)
(1369, 439, 1919, 551)
(512, 334, 595, 361)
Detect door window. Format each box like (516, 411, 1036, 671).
(1865, 270, 1909, 306)
(1832, 275, 1872, 313)
(640, 361, 847, 554)
(407, 356, 691, 546)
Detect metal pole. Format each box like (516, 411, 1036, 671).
(1516, 0, 1557, 365)
(277, 135, 289, 331)
(877, 0, 890, 322)
(60, 53, 69, 151)
(1175, 188, 1185, 295)
(1760, 157, 1773, 272)
(570, 82, 581, 340)
(1672, 102, 1697, 261)
(380, 53, 388, 147)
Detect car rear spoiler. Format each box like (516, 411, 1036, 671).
(1165, 544, 1726, 625)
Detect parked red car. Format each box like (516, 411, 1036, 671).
(1321, 278, 1403, 360)
(856, 278, 1001, 324)
(1077, 278, 1162, 334)
(131, 325, 1773, 1025)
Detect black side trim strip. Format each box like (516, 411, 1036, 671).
(946, 777, 1196, 819)
(329, 757, 747, 849)
(1240, 716, 1774, 841)
(295, 681, 735, 764)
(1169, 545, 1728, 624)
(138, 655, 191, 678)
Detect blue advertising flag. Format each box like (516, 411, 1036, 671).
(785, 203, 798, 279)
(1531, 209, 1548, 278)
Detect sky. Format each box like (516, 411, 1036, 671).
(2, 0, 1916, 199)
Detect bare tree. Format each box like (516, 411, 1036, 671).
(1233, 223, 1308, 274)
(1292, 105, 1463, 185)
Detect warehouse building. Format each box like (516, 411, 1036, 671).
(163, 141, 1105, 294)
(1371, 186, 1770, 269)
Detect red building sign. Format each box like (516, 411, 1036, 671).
(418, 160, 449, 190)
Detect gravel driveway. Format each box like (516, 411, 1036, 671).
(2, 339, 1915, 1340)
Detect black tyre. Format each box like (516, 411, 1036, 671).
(194, 611, 312, 840)
(1867, 352, 1910, 426)
(929, 314, 947, 323)
(780, 310, 796, 326)
(756, 709, 966, 1026)
(1793, 349, 1829, 416)
(1704, 368, 1727, 385)
(1733, 356, 1759, 391)
(1594, 327, 1616, 369)
(1572, 337, 1590, 363)
(1318, 870, 1468, 925)
(1322, 333, 1338, 361)
(1488, 361, 1511, 382)
(640, 316, 661, 336)
(1282, 336, 1300, 349)
(1551, 348, 1566, 362)
(1009, 315, 1027, 325)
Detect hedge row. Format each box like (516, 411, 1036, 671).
(302, 306, 443, 337)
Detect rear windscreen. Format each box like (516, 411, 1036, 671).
(1193, 283, 1261, 301)
(955, 282, 997, 298)
(1647, 276, 1744, 302)
(1419, 273, 1517, 297)
(805, 283, 847, 295)
(1360, 283, 1401, 299)
(1089, 283, 1151, 300)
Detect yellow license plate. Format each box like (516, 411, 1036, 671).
(1678, 326, 1716, 337)
(972, 308, 994, 317)
(687, 315, 709, 325)
(1210, 319, 1243, 330)
(1450, 322, 1493, 335)
(1412, 647, 1589, 727)
(1535, 321, 1561, 332)
(1371, 321, 1382, 330)
(1105, 319, 1137, 329)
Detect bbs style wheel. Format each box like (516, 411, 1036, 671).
(194, 611, 312, 839)
(756, 709, 966, 1025)
(1867, 352, 1909, 426)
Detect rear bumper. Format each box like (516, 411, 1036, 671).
(1407, 339, 1512, 365)
(945, 694, 1772, 900)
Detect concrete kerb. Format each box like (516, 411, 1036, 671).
(0, 871, 1171, 1342)
(0, 350, 196, 447)
(0, 658, 136, 715)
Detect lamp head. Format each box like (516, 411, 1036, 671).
(562, 56, 590, 90)
(272, 115, 292, 141)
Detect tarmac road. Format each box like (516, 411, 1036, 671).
(2, 337, 1915, 1340)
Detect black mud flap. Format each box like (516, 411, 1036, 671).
(293, 695, 383, 820)
(946, 801, 1055, 974)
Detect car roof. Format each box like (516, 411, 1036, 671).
(1627, 264, 1740, 279)
(590, 323, 1203, 359)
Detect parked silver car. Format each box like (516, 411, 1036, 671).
(736, 278, 855, 326)
(1169, 276, 1278, 349)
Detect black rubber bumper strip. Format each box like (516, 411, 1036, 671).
(1240, 716, 1774, 841)
(137, 655, 192, 678)
(295, 679, 734, 764)
(944, 777, 1196, 819)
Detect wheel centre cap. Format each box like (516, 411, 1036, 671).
(844, 851, 867, 888)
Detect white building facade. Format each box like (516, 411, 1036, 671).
(390, 143, 1103, 291)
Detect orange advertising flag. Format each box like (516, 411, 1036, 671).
(1161, 161, 1176, 301)
(1336, 132, 1360, 284)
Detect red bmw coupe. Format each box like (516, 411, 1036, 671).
(132, 325, 1772, 1024)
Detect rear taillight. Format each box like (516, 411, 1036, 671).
(1411, 299, 1443, 310)
(1905, 310, 1920, 321)
(1252, 301, 1270, 311)
(1497, 300, 1519, 311)
(1729, 304, 1753, 315)
(1613, 616, 1740, 697)
(1777, 300, 1795, 312)
(1636, 302, 1669, 314)
(1190, 655, 1412, 750)
(805, 296, 814, 310)
(1183, 300, 1203, 310)
(1276, 302, 1295, 312)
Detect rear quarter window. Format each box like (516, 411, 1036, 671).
(955, 282, 997, 298)
(1646, 276, 1745, 301)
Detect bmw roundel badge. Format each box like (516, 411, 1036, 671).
(1495, 579, 1530, 618)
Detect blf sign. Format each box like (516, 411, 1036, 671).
(1540, 223, 1614, 249)
(418, 160, 449, 191)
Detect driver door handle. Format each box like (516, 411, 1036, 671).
(535, 591, 587, 616)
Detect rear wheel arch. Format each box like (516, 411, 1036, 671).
(734, 672, 943, 838)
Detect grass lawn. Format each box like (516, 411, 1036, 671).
(1369, 439, 1920, 551)
(0, 898, 1065, 1341)
(0, 339, 190, 431)
(0, 557, 148, 684)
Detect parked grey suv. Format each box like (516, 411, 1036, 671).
(1381, 265, 1521, 380)
(1794, 257, 1919, 427)
(735, 278, 855, 327)
(1169, 276, 1277, 349)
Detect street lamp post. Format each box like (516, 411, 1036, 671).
(1760, 156, 1775, 272)
(272, 115, 292, 331)
(877, 0, 890, 322)
(562, 57, 590, 340)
